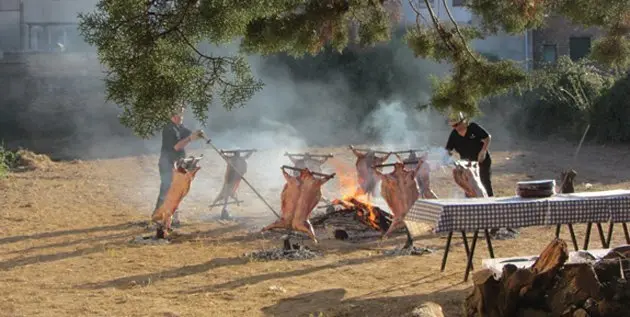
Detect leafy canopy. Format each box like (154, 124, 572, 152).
(78, 0, 630, 137)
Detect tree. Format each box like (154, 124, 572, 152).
(78, 0, 630, 137)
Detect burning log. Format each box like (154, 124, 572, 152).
(261, 166, 335, 248)
(310, 196, 403, 241)
(151, 156, 203, 239)
(349, 145, 392, 199)
(394, 150, 438, 199)
(464, 239, 630, 317)
(209, 149, 256, 220)
(373, 161, 422, 249)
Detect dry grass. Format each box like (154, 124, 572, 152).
(1, 139, 630, 317)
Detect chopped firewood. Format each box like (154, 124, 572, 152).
(464, 239, 630, 317)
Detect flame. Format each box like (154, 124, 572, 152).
(327, 158, 376, 212)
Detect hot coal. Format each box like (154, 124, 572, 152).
(244, 245, 322, 261)
(382, 246, 435, 256)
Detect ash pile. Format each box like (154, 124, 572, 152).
(244, 234, 323, 261)
(382, 246, 434, 256)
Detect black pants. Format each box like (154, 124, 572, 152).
(479, 156, 494, 197)
(155, 156, 174, 211)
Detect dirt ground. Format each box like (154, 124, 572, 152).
(1, 139, 630, 317)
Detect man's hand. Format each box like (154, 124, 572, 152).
(477, 150, 487, 163)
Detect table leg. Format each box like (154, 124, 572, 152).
(623, 223, 630, 244)
(583, 222, 592, 250)
(567, 224, 579, 251)
(461, 231, 472, 270)
(464, 230, 479, 282)
(440, 231, 453, 272)
(484, 229, 495, 259)
(555, 224, 561, 238)
(606, 222, 614, 248)
(596, 223, 607, 248)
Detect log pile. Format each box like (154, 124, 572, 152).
(464, 239, 630, 317)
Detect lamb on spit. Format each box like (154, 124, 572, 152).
(285, 152, 333, 175)
(394, 150, 438, 199)
(452, 160, 487, 198)
(373, 161, 422, 248)
(261, 166, 335, 248)
(151, 155, 203, 239)
(209, 149, 256, 220)
(349, 145, 391, 198)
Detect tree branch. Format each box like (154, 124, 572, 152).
(440, 0, 480, 63)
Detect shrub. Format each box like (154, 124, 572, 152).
(0, 143, 18, 178)
(510, 56, 616, 140)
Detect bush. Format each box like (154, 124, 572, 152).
(590, 72, 630, 142)
(510, 56, 617, 140)
(0, 143, 18, 178)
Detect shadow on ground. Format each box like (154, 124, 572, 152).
(261, 286, 470, 317)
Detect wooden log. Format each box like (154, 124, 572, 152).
(546, 263, 602, 317)
(464, 239, 570, 317)
(410, 302, 444, 317)
(464, 268, 502, 317)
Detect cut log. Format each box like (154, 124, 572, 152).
(462, 239, 630, 317)
(546, 263, 601, 317)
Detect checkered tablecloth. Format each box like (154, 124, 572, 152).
(407, 189, 630, 233)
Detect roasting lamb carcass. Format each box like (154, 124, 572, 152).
(209, 150, 254, 220)
(152, 156, 203, 238)
(261, 166, 302, 232)
(261, 166, 335, 245)
(292, 168, 335, 242)
(395, 151, 438, 199)
(349, 146, 391, 198)
(286, 152, 332, 175)
(452, 160, 487, 198)
(374, 161, 421, 248)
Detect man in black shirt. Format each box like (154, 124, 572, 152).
(445, 112, 518, 238)
(153, 106, 205, 226)
(445, 112, 494, 196)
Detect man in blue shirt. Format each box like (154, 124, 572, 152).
(153, 106, 205, 226)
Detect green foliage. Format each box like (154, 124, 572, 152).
(0, 143, 18, 179)
(79, 0, 630, 138)
(78, 0, 396, 138)
(512, 56, 616, 139)
(590, 72, 630, 142)
(403, 13, 526, 117)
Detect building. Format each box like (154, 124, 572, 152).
(532, 15, 604, 68)
(0, 0, 98, 52)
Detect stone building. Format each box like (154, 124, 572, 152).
(532, 15, 605, 67)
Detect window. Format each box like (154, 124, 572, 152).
(542, 44, 557, 63)
(569, 36, 591, 61)
(452, 0, 465, 6)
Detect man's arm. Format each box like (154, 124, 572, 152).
(174, 134, 193, 151)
